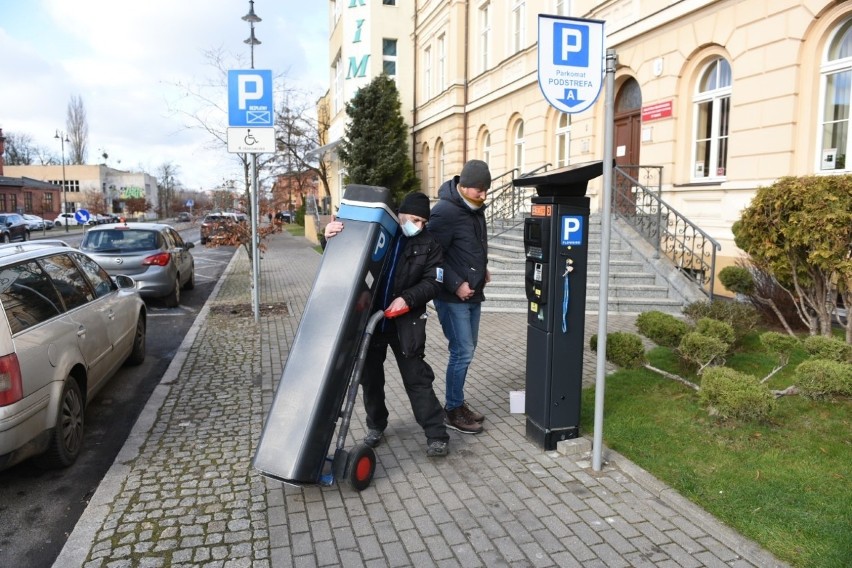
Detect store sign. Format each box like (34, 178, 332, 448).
(641, 101, 673, 122)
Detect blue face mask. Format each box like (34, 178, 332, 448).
(401, 219, 422, 237)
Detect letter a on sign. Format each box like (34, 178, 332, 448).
(537, 15, 604, 115)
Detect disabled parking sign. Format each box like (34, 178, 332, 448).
(538, 15, 604, 114)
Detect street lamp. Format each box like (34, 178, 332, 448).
(242, 0, 261, 69)
(54, 129, 70, 232)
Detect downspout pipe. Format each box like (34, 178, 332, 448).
(463, 1, 469, 164)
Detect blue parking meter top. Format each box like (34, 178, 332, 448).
(513, 160, 604, 197)
(337, 184, 398, 235)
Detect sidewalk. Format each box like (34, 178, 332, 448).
(55, 231, 788, 568)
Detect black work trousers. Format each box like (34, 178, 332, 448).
(361, 327, 449, 443)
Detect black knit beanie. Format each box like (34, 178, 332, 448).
(399, 192, 431, 220)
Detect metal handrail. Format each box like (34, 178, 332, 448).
(613, 165, 721, 299)
(486, 164, 551, 234)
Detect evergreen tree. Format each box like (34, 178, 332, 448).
(337, 74, 419, 205)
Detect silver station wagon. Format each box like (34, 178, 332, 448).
(0, 242, 146, 471)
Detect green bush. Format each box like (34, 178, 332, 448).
(589, 332, 646, 368)
(682, 299, 759, 343)
(795, 359, 852, 400)
(678, 332, 729, 370)
(718, 266, 754, 295)
(635, 311, 691, 347)
(695, 318, 735, 346)
(802, 335, 852, 363)
(699, 367, 776, 421)
(760, 331, 801, 359)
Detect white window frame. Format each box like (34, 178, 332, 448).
(438, 34, 446, 92)
(514, 120, 525, 173)
(482, 131, 491, 165)
(332, 53, 343, 115)
(479, 2, 490, 73)
(383, 38, 397, 77)
(555, 113, 570, 168)
(512, 0, 526, 54)
(818, 18, 852, 172)
(555, 0, 569, 16)
(691, 58, 731, 181)
(424, 46, 432, 100)
(437, 141, 446, 184)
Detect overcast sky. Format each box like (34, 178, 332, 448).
(0, 0, 328, 190)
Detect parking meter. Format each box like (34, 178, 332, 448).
(513, 161, 603, 450)
(254, 184, 397, 485)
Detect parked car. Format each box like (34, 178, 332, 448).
(0, 213, 30, 242)
(176, 212, 192, 223)
(199, 213, 237, 245)
(51, 212, 82, 228)
(22, 214, 49, 231)
(79, 222, 195, 307)
(275, 211, 293, 223)
(0, 241, 146, 471)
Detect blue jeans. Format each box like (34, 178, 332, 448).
(433, 299, 481, 411)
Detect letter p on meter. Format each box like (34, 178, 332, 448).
(561, 215, 584, 246)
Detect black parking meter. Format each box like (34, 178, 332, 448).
(513, 161, 603, 450)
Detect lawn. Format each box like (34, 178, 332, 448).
(580, 332, 851, 568)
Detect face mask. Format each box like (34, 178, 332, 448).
(401, 219, 422, 237)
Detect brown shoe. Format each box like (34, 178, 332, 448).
(460, 402, 485, 423)
(445, 407, 483, 434)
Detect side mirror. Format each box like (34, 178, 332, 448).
(113, 274, 136, 290)
(185, 242, 195, 249)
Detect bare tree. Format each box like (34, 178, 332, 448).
(3, 132, 37, 165)
(157, 163, 180, 219)
(274, 93, 332, 207)
(66, 95, 89, 165)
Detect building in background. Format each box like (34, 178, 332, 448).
(319, 0, 852, 287)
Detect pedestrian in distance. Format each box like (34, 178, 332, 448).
(427, 159, 492, 435)
(323, 192, 450, 457)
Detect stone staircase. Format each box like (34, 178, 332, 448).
(484, 214, 706, 314)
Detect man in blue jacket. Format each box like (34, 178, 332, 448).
(324, 192, 450, 457)
(427, 159, 492, 434)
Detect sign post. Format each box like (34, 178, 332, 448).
(228, 69, 274, 321)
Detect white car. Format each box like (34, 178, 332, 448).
(0, 242, 146, 471)
(22, 214, 49, 231)
(51, 213, 82, 227)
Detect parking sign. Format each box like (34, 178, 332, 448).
(228, 70, 274, 127)
(538, 16, 604, 114)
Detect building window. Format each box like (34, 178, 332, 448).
(555, 113, 571, 168)
(482, 131, 491, 165)
(436, 141, 445, 185)
(819, 18, 852, 171)
(512, 0, 526, 54)
(383, 39, 397, 77)
(0, 194, 6, 211)
(514, 120, 526, 173)
(24, 192, 33, 213)
(424, 46, 432, 100)
(332, 54, 343, 115)
(692, 57, 731, 180)
(383, 0, 396, 5)
(9, 195, 17, 212)
(555, 0, 569, 16)
(44, 193, 54, 212)
(437, 34, 446, 92)
(479, 2, 490, 73)
(421, 143, 431, 194)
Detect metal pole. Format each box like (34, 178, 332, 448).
(592, 48, 617, 472)
(251, 154, 260, 322)
(56, 131, 69, 232)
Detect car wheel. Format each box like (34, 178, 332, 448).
(125, 314, 146, 366)
(1, 233, 8, 243)
(183, 267, 195, 290)
(22, 230, 29, 241)
(35, 378, 84, 469)
(164, 275, 180, 307)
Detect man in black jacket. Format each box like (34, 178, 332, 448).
(324, 192, 450, 457)
(427, 159, 492, 434)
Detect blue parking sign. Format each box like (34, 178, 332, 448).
(538, 16, 604, 114)
(561, 215, 584, 246)
(228, 70, 274, 127)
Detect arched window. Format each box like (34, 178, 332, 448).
(555, 113, 570, 168)
(481, 130, 491, 164)
(436, 140, 445, 185)
(691, 58, 731, 180)
(514, 120, 525, 173)
(421, 143, 431, 194)
(819, 18, 852, 170)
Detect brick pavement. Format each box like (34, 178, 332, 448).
(55, 232, 788, 568)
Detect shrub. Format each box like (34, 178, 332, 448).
(760, 332, 801, 360)
(718, 266, 754, 294)
(696, 318, 736, 346)
(636, 311, 691, 347)
(682, 298, 760, 343)
(699, 367, 776, 421)
(795, 359, 852, 400)
(678, 332, 729, 370)
(802, 335, 852, 363)
(590, 332, 646, 368)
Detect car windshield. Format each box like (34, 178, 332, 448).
(81, 229, 161, 252)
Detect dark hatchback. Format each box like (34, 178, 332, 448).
(0, 214, 30, 243)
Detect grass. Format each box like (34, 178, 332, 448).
(580, 333, 851, 568)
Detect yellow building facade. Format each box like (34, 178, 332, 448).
(326, 0, 852, 271)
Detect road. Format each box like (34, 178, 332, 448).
(0, 225, 235, 568)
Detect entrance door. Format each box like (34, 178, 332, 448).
(612, 78, 642, 215)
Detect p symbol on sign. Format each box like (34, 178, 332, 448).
(561, 215, 584, 246)
(553, 22, 589, 67)
(238, 74, 264, 109)
(372, 229, 390, 261)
